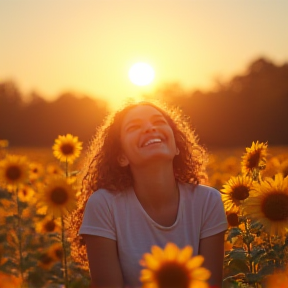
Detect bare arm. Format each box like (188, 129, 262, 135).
(82, 234, 124, 288)
(198, 231, 226, 288)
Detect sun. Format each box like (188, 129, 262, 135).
(128, 62, 155, 86)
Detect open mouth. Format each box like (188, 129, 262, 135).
(142, 138, 163, 147)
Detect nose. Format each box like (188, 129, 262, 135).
(143, 121, 156, 133)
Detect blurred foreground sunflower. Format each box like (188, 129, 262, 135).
(139, 243, 210, 288)
(37, 177, 77, 217)
(241, 141, 268, 177)
(242, 173, 288, 236)
(0, 155, 29, 190)
(0, 272, 22, 288)
(221, 175, 253, 211)
(265, 266, 288, 288)
(52, 134, 82, 164)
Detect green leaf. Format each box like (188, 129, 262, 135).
(227, 248, 247, 260)
(251, 247, 266, 264)
(245, 272, 261, 283)
(227, 227, 242, 241)
(228, 259, 250, 274)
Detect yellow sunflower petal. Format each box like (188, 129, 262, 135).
(139, 268, 154, 281)
(142, 253, 160, 270)
(191, 267, 211, 281)
(189, 279, 210, 288)
(186, 255, 204, 270)
(151, 245, 165, 261)
(177, 245, 193, 263)
(164, 242, 179, 260)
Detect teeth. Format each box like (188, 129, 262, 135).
(144, 138, 162, 146)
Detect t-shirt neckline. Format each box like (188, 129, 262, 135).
(130, 182, 183, 230)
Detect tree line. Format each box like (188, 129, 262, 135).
(1, 57, 288, 148)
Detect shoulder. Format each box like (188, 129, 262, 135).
(181, 182, 221, 199)
(86, 188, 129, 208)
(88, 188, 123, 201)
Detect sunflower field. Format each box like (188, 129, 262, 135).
(0, 137, 288, 288)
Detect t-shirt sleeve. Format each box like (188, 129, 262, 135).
(200, 187, 228, 239)
(78, 190, 116, 240)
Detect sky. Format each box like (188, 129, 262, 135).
(1, 0, 288, 108)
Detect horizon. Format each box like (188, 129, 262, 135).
(1, 0, 288, 108)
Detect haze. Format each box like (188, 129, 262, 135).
(1, 0, 288, 107)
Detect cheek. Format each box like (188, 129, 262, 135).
(120, 134, 135, 155)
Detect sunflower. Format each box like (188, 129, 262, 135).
(280, 159, 288, 178)
(38, 177, 77, 217)
(52, 134, 83, 164)
(226, 206, 240, 227)
(139, 243, 210, 288)
(29, 161, 44, 182)
(17, 184, 35, 202)
(0, 272, 22, 288)
(265, 266, 288, 288)
(241, 141, 268, 177)
(0, 155, 29, 189)
(221, 175, 254, 211)
(46, 164, 64, 176)
(48, 242, 63, 261)
(242, 173, 288, 236)
(38, 252, 57, 270)
(35, 216, 61, 233)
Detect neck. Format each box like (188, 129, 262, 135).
(131, 162, 178, 209)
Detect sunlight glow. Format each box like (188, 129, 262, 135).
(128, 62, 155, 86)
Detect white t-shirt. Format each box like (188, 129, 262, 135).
(79, 182, 228, 287)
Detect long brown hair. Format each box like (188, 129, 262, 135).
(68, 99, 208, 268)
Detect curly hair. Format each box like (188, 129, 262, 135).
(68, 99, 208, 268)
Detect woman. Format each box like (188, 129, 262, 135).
(70, 99, 228, 288)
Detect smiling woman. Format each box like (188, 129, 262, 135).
(69, 99, 228, 288)
(128, 62, 155, 86)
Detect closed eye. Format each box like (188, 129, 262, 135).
(126, 124, 140, 131)
(154, 119, 166, 125)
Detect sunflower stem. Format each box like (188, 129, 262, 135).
(244, 218, 253, 274)
(15, 188, 25, 287)
(61, 213, 69, 288)
(65, 159, 68, 178)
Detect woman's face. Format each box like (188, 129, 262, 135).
(118, 105, 178, 167)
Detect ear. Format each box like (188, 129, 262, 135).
(175, 147, 180, 155)
(117, 153, 129, 167)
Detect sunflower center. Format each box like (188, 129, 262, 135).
(261, 192, 288, 221)
(155, 262, 190, 288)
(50, 187, 69, 205)
(231, 185, 250, 200)
(227, 213, 239, 226)
(6, 165, 22, 181)
(40, 253, 54, 265)
(44, 220, 56, 232)
(60, 144, 74, 155)
(54, 248, 63, 259)
(247, 152, 260, 169)
(22, 188, 28, 196)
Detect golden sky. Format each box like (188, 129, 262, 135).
(1, 0, 288, 108)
